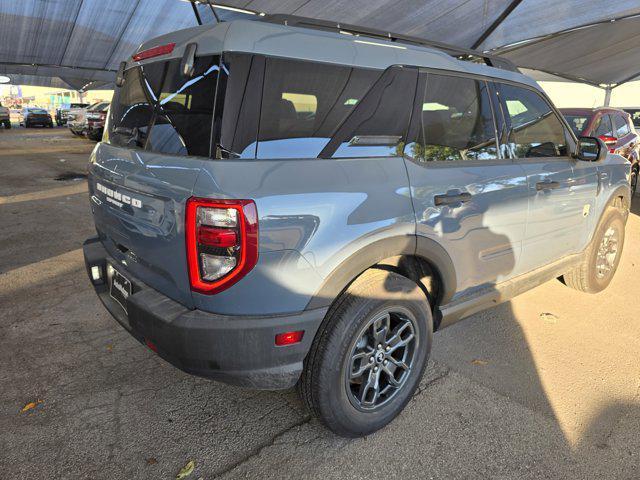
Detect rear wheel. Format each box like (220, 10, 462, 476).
(563, 208, 625, 293)
(631, 165, 638, 197)
(3, 120, 10, 129)
(299, 269, 432, 437)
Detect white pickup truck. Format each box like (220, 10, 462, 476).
(0, 103, 10, 129)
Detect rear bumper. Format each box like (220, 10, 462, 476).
(83, 237, 327, 390)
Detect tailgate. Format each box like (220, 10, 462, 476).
(88, 142, 205, 308)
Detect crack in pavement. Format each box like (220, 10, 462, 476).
(211, 415, 312, 478)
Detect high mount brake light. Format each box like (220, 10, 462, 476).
(185, 198, 258, 295)
(132, 43, 176, 62)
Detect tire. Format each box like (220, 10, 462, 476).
(299, 268, 432, 437)
(563, 208, 625, 293)
(631, 166, 638, 198)
(4, 121, 10, 129)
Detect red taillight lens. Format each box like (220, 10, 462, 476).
(132, 43, 176, 62)
(186, 197, 258, 295)
(275, 331, 304, 346)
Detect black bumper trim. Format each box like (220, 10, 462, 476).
(83, 237, 327, 390)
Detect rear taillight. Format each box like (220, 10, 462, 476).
(186, 197, 258, 294)
(132, 43, 176, 62)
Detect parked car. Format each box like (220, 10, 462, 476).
(19, 107, 53, 128)
(85, 102, 110, 141)
(83, 16, 630, 438)
(68, 102, 102, 136)
(561, 107, 638, 196)
(0, 102, 10, 129)
(56, 103, 89, 126)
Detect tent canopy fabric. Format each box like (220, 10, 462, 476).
(0, 0, 639, 90)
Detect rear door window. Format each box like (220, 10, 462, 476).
(496, 83, 568, 158)
(404, 72, 498, 162)
(256, 57, 380, 159)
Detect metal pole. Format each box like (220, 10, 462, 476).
(603, 87, 612, 107)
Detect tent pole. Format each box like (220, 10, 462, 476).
(603, 87, 612, 107)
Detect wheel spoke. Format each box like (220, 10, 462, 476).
(386, 321, 414, 354)
(350, 349, 374, 379)
(359, 368, 381, 406)
(371, 313, 391, 346)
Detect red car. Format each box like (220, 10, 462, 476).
(561, 107, 638, 196)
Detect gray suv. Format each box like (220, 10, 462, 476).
(83, 16, 630, 437)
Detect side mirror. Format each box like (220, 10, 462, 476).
(181, 43, 197, 77)
(575, 136, 607, 162)
(115, 61, 127, 87)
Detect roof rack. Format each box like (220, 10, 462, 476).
(260, 14, 518, 73)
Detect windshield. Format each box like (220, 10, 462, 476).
(564, 115, 591, 136)
(30, 109, 48, 114)
(107, 55, 220, 157)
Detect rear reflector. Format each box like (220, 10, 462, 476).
(275, 331, 304, 346)
(186, 197, 258, 294)
(132, 43, 176, 62)
(144, 339, 158, 353)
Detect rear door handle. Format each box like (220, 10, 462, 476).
(434, 192, 472, 206)
(535, 181, 561, 191)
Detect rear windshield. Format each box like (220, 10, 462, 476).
(564, 115, 591, 136)
(107, 55, 220, 157)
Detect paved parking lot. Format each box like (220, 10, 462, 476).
(1, 128, 639, 479)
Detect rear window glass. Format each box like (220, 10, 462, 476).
(256, 57, 380, 159)
(564, 115, 591, 137)
(107, 56, 219, 156)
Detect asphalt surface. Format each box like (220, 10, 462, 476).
(1, 127, 639, 479)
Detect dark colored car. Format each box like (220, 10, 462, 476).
(19, 107, 53, 128)
(56, 103, 89, 126)
(85, 102, 110, 141)
(561, 107, 639, 196)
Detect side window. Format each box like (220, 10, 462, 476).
(614, 114, 630, 137)
(497, 83, 568, 158)
(404, 73, 498, 162)
(593, 115, 613, 137)
(321, 66, 418, 159)
(256, 58, 379, 159)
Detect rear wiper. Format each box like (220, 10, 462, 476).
(216, 144, 241, 159)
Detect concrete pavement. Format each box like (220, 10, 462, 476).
(1, 128, 639, 479)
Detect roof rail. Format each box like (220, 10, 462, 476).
(260, 14, 518, 72)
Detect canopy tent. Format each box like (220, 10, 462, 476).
(0, 0, 639, 95)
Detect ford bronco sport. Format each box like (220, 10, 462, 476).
(83, 16, 630, 437)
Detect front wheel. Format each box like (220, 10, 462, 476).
(631, 166, 638, 197)
(299, 268, 432, 437)
(563, 208, 625, 293)
(4, 121, 10, 129)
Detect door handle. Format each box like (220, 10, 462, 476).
(535, 181, 561, 191)
(434, 192, 472, 206)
